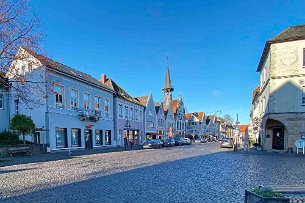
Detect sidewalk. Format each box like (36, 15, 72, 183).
(229, 146, 305, 156)
(0, 145, 142, 167)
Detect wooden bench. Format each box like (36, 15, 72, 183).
(7, 146, 32, 157)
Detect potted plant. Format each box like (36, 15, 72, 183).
(245, 186, 290, 203)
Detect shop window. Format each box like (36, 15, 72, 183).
(96, 130, 103, 145)
(71, 128, 81, 147)
(56, 128, 67, 148)
(105, 130, 111, 145)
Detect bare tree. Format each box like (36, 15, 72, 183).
(0, 0, 45, 107)
(224, 114, 234, 125)
(0, 0, 41, 74)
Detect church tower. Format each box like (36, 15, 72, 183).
(163, 66, 174, 106)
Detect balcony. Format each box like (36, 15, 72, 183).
(77, 108, 101, 122)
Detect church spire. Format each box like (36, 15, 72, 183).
(163, 66, 174, 92)
(163, 55, 174, 106)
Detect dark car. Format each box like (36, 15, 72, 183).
(174, 137, 185, 146)
(220, 138, 234, 148)
(142, 139, 162, 149)
(163, 138, 175, 147)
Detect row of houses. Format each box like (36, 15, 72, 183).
(0, 47, 188, 151)
(250, 24, 305, 151)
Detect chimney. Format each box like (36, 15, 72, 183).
(101, 74, 107, 84)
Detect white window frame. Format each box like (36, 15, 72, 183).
(70, 89, 78, 109)
(83, 93, 90, 110)
(104, 99, 110, 117)
(94, 96, 101, 110)
(54, 85, 64, 109)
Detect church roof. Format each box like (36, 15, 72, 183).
(172, 100, 179, 113)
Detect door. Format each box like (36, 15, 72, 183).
(272, 127, 284, 150)
(85, 129, 93, 149)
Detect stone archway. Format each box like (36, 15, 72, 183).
(265, 119, 286, 150)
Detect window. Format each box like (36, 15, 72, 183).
(94, 96, 101, 110)
(15, 99, 19, 114)
(135, 108, 138, 121)
(139, 110, 143, 122)
(130, 107, 134, 120)
(70, 89, 78, 109)
(56, 128, 67, 148)
(96, 130, 103, 145)
(104, 99, 110, 116)
(0, 94, 3, 109)
(71, 128, 81, 147)
(125, 106, 128, 119)
(302, 86, 305, 105)
(54, 85, 64, 108)
(83, 93, 90, 110)
(105, 130, 111, 145)
(119, 104, 123, 118)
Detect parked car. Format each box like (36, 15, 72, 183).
(194, 139, 201, 144)
(183, 138, 192, 145)
(163, 138, 176, 147)
(220, 138, 234, 148)
(142, 139, 162, 149)
(153, 139, 163, 148)
(174, 137, 185, 146)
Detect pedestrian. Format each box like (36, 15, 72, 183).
(124, 137, 127, 150)
(130, 140, 133, 149)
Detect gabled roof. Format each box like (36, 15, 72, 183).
(23, 48, 114, 93)
(185, 113, 192, 120)
(135, 96, 149, 106)
(252, 86, 260, 104)
(239, 124, 250, 133)
(257, 25, 305, 72)
(105, 78, 143, 106)
(216, 117, 225, 123)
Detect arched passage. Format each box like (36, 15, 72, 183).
(265, 119, 286, 150)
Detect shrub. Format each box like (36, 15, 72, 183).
(0, 130, 22, 145)
(252, 186, 284, 198)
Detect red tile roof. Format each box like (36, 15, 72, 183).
(185, 113, 192, 120)
(172, 100, 179, 113)
(239, 124, 250, 133)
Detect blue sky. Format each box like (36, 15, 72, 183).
(30, 0, 305, 124)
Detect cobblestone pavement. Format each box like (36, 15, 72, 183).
(1, 142, 305, 203)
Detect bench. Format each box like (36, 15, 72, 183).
(7, 146, 32, 157)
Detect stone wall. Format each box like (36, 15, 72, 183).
(0, 144, 46, 157)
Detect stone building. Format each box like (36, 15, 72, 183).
(256, 25, 305, 151)
(158, 66, 186, 138)
(7, 48, 115, 150)
(102, 76, 145, 146)
(135, 93, 158, 140)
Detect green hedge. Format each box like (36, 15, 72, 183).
(0, 130, 23, 145)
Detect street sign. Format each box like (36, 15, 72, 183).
(295, 139, 305, 154)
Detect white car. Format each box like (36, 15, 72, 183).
(183, 138, 192, 145)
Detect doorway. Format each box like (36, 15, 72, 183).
(85, 129, 93, 149)
(272, 127, 284, 150)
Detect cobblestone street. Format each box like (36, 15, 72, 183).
(1, 142, 305, 203)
